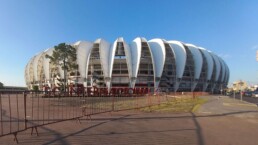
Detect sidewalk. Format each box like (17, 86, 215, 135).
(1, 95, 258, 145)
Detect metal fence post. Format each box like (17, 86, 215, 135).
(23, 92, 27, 129)
(0, 93, 2, 136)
(112, 94, 114, 111)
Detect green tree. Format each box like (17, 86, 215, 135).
(45, 43, 78, 92)
(0, 82, 4, 88)
(32, 85, 39, 91)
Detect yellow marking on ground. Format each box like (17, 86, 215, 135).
(223, 103, 257, 107)
(200, 111, 212, 114)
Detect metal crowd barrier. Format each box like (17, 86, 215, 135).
(0, 88, 208, 143)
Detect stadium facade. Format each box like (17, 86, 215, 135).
(25, 37, 229, 93)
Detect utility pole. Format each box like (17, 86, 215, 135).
(63, 58, 67, 93)
(233, 83, 236, 100)
(239, 80, 244, 101)
(220, 84, 223, 96)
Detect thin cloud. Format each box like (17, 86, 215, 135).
(251, 45, 258, 50)
(219, 54, 232, 59)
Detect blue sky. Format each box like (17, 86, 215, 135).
(0, 0, 258, 87)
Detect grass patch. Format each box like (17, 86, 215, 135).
(140, 97, 208, 113)
(191, 98, 208, 112)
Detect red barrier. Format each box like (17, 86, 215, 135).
(0, 89, 210, 143)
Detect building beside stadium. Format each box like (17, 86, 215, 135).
(25, 37, 229, 93)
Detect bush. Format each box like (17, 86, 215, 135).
(32, 85, 39, 91)
(0, 82, 3, 88)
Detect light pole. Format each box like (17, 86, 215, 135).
(233, 83, 236, 100)
(60, 53, 68, 93)
(239, 80, 244, 101)
(63, 58, 67, 93)
(220, 84, 223, 96)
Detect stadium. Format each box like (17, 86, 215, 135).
(25, 37, 229, 93)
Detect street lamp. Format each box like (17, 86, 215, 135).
(239, 80, 244, 101)
(220, 84, 223, 96)
(233, 83, 236, 100)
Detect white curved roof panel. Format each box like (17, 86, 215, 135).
(109, 37, 133, 82)
(209, 52, 221, 82)
(25, 57, 34, 85)
(75, 41, 93, 79)
(33, 52, 44, 81)
(148, 39, 166, 80)
(199, 47, 214, 80)
(226, 65, 230, 84)
(224, 63, 229, 83)
(129, 37, 142, 78)
(219, 57, 227, 83)
(167, 40, 186, 79)
(43, 48, 54, 80)
(108, 39, 118, 78)
(123, 39, 133, 79)
(25, 37, 230, 92)
(97, 39, 112, 79)
(218, 57, 226, 82)
(185, 44, 203, 79)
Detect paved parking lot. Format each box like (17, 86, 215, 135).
(229, 94, 258, 106)
(1, 95, 258, 145)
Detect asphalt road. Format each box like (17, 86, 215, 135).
(228, 94, 258, 106)
(1, 95, 258, 145)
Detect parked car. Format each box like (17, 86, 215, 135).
(244, 91, 252, 97)
(252, 91, 258, 97)
(226, 91, 233, 96)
